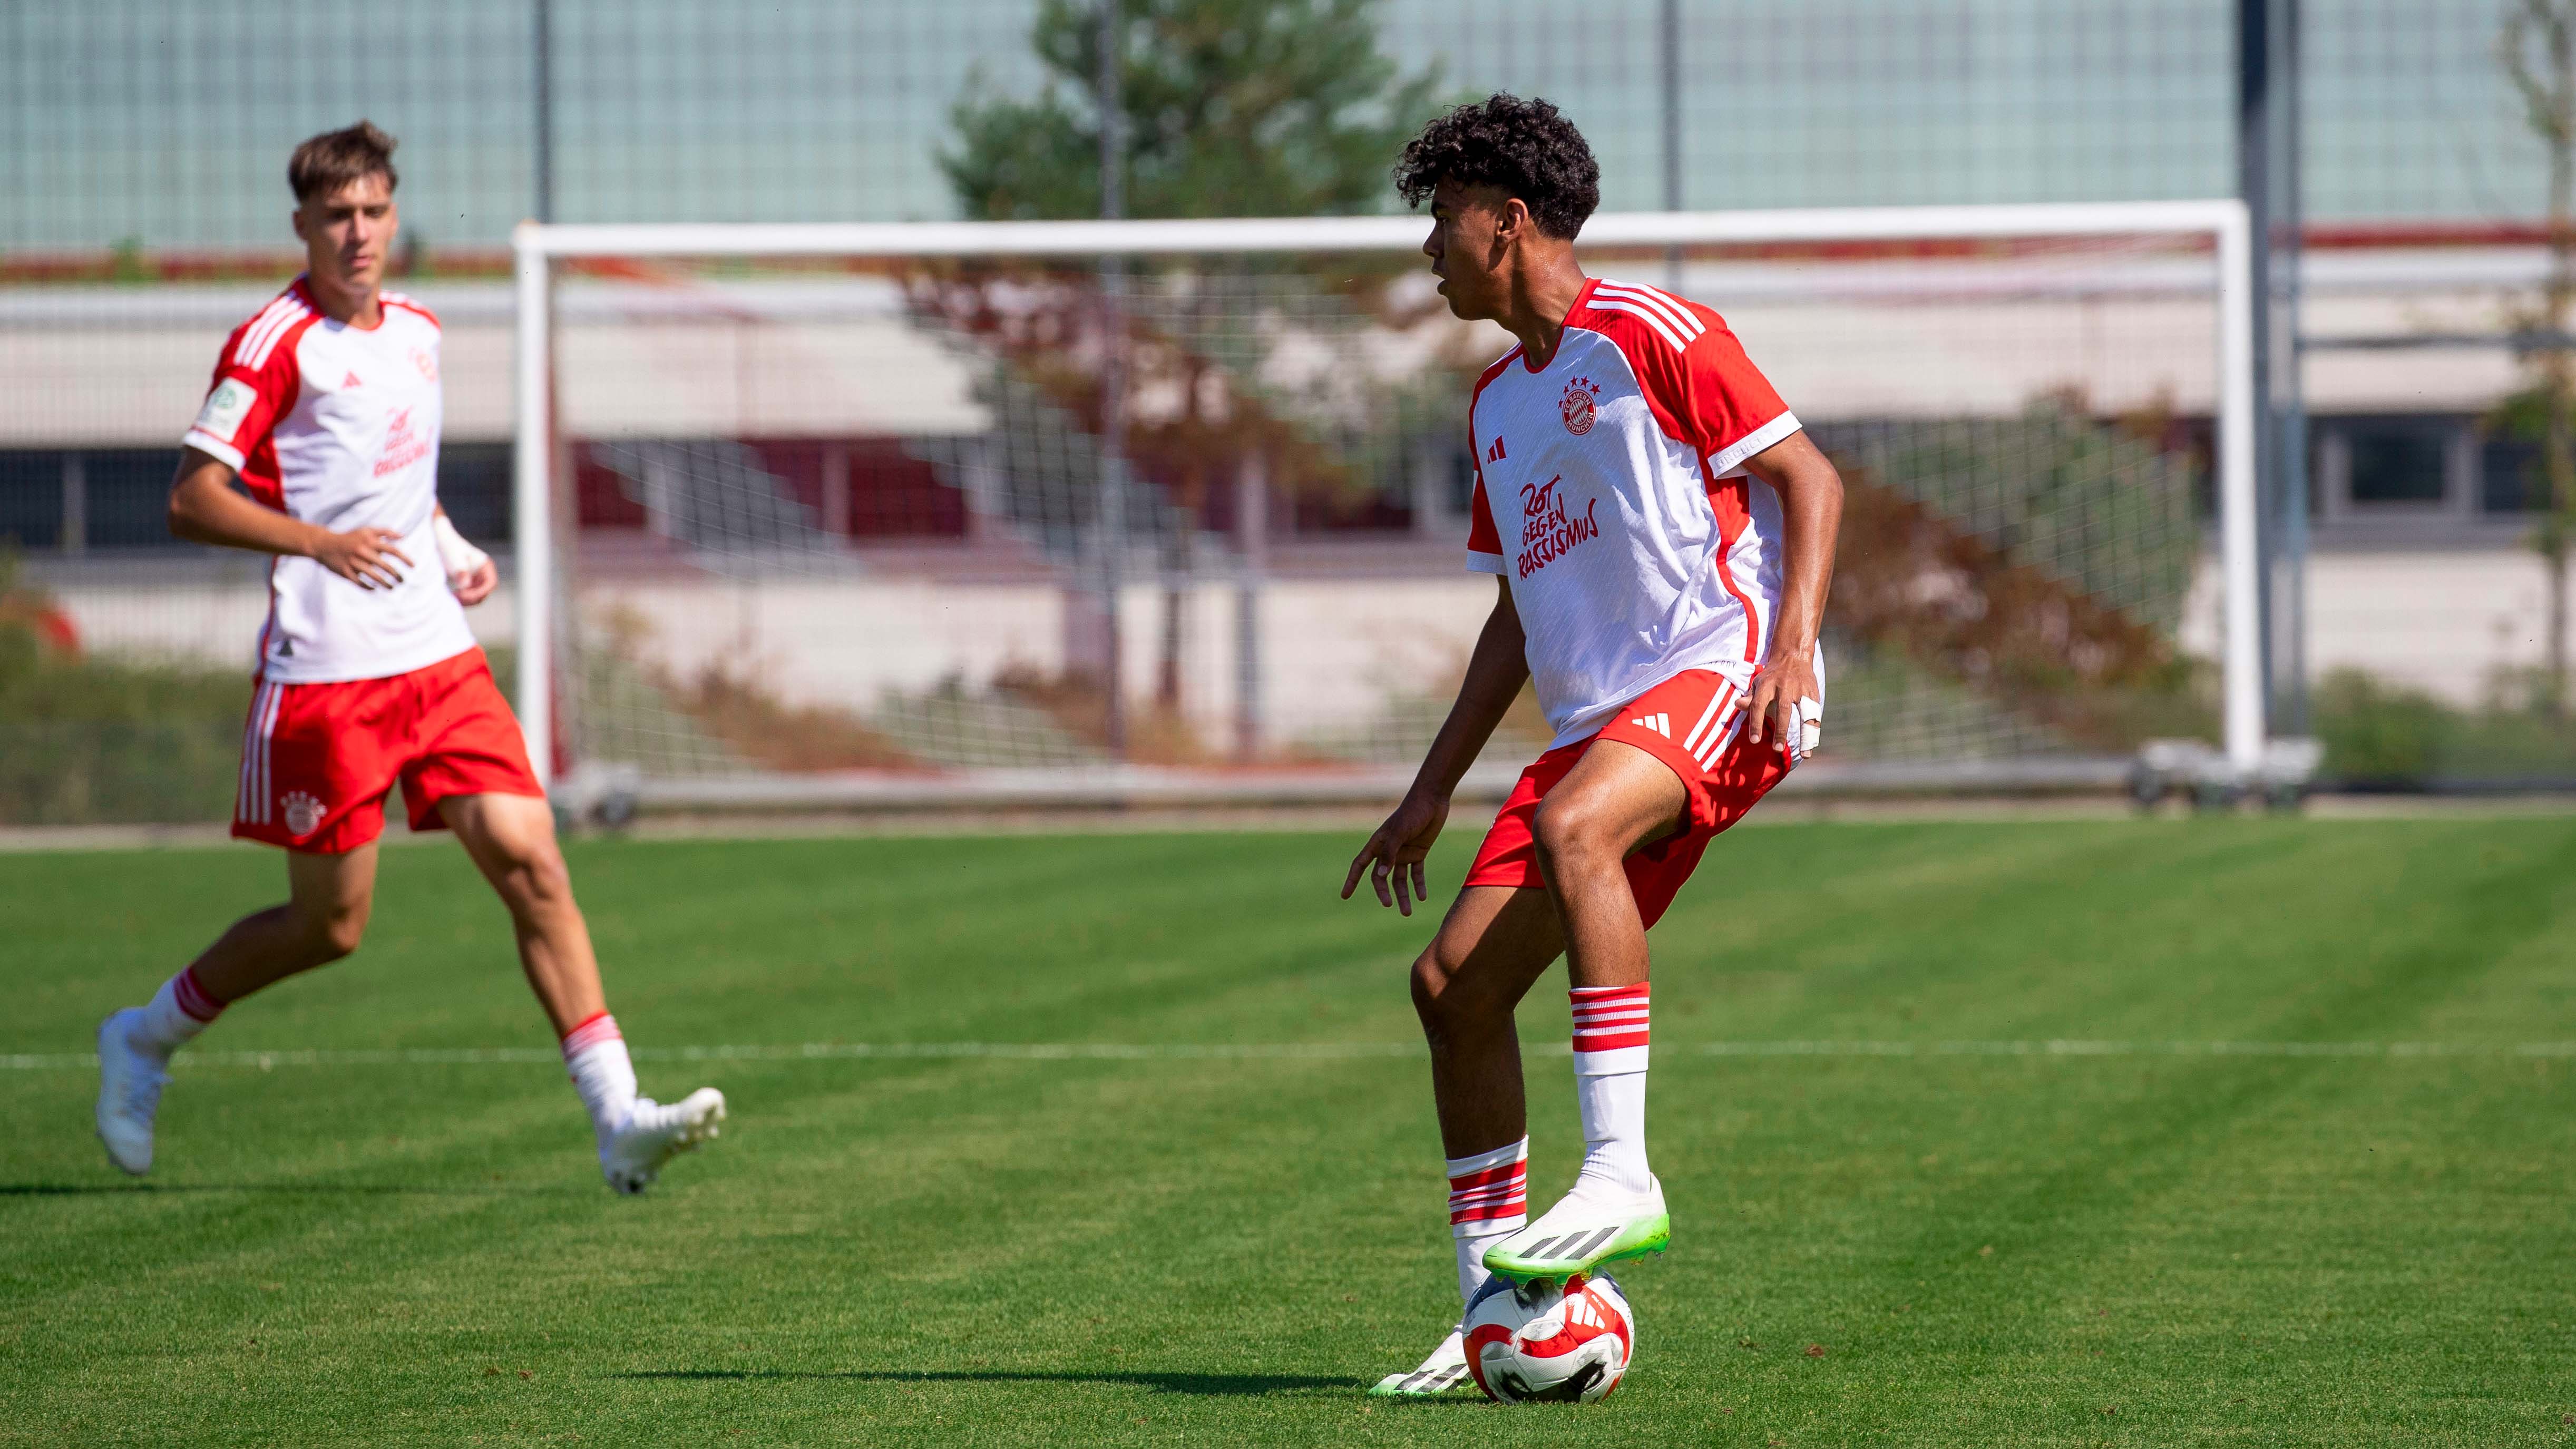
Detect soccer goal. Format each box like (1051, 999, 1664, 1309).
(508, 201, 2259, 818)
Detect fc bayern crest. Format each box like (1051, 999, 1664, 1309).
(282, 791, 326, 837)
(1560, 376, 1601, 436)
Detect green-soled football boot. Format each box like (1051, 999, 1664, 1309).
(1368, 1326, 1475, 1397)
(1480, 1176, 1668, 1285)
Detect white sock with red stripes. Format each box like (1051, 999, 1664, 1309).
(561, 1012, 637, 1146)
(1568, 983, 1653, 1199)
(1445, 1137, 1529, 1306)
(128, 966, 225, 1056)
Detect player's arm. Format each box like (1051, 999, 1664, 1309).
(431, 504, 499, 605)
(1343, 576, 1531, 915)
(168, 447, 414, 590)
(1738, 430, 1843, 750)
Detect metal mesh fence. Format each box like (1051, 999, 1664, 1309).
(515, 229, 2216, 805)
(4, 1, 2570, 824)
(0, 1, 2545, 260)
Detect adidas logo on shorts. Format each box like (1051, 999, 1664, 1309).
(1628, 713, 1670, 737)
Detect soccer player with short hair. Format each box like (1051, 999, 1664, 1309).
(1350, 95, 1843, 1395)
(92, 121, 726, 1194)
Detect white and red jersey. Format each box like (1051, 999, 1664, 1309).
(182, 277, 475, 684)
(1466, 277, 1814, 748)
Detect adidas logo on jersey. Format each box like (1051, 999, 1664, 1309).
(1486, 436, 1507, 464)
(342, 370, 364, 389)
(1628, 713, 1670, 737)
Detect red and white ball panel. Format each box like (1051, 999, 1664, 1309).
(1462, 1271, 1635, 1404)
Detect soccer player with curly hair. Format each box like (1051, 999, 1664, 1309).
(1351, 94, 1845, 1396)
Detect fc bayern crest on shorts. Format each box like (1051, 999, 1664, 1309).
(1560, 376, 1600, 435)
(282, 790, 327, 837)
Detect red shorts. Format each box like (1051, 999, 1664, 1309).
(1463, 669, 1791, 929)
(231, 648, 542, 854)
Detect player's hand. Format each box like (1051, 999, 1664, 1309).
(1343, 788, 1450, 916)
(451, 554, 499, 606)
(310, 526, 413, 591)
(1744, 640, 1823, 762)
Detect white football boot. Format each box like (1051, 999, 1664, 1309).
(94, 1009, 170, 1176)
(1369, 1325, 1475, 1397)
(1484, 1174, 1668, 1285)
(600, 1087, 726, 1195)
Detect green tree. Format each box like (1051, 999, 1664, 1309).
(2500, 0, 2576, 718)
(943, 0, 1440, 223)
(944, 0, 1439, 727)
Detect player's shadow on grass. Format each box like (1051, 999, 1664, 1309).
(622, 1369, 1378, 1399)
(0, 1182, 567, 1197)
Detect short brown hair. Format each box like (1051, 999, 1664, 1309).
(288, 121, 399, 204)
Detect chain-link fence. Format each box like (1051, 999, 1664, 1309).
(2, 0, 2543, 257)
(4, 1, 2569, 824)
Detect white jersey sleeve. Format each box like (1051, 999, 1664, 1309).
(183, 280, 477, 683)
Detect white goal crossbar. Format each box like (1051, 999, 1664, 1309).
(511, 199, 2260, 798)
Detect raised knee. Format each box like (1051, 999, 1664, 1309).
(1530, 794, 1615, 872)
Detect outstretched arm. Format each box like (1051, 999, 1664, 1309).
(168, 446, 414, 590)
(1343, 577, 1530, 915)
(1738, 429, 1843, 752)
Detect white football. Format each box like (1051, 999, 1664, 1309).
(1462, 1270, 1635, 1403)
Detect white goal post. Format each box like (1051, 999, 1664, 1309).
(509, 200, 2260, 804)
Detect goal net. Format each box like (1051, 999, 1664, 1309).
(511, 203, 2257, 816)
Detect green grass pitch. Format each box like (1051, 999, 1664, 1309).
(4, 818, 2574, 1445)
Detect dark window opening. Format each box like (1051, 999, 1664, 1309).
(436, 444, 514, 544)
(2344, 425, 2447, 506)
(2482, 436, 2546, 514)
(83, 449, 189, 547)
(0, 453, 68, 549)
(0, 446, 514, 554)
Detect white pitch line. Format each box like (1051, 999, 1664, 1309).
(0, 1042, 1428, 1071)
(6, 1040, 2576, 1071)
(1696, 1040, 2576, 1058)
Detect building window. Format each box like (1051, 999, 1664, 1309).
(2344, 422, 2448, 505)
(2482, 434, 2548, 514)
(437, 444, 514, 544)
(0, 452, 69, 550)
(2317, 416, 2472, 522)
(82, 449, 191, 549)
(1, 446, 514, 555)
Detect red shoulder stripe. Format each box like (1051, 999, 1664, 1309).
(228, 293, 303, 368)
(235, 289, 316, 369)
(1589, 281, 1707, 345)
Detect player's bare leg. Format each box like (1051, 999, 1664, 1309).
(95, 848, 377, 1174)
(1416, 886, 1565, 1158)
(1484, 740, 1684, 1285)
(1371, 886, 1564, 1396)
(441, 793, 603, 1034)
(443, 792, 724, 1194)
(195, 844, 380, 997)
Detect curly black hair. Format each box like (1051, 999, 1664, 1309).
(1392, 94, 1601, 241)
